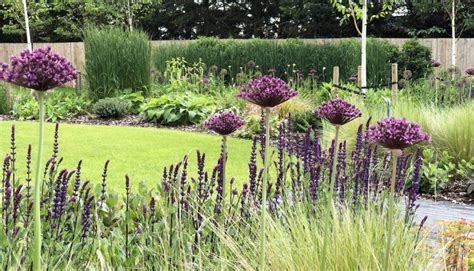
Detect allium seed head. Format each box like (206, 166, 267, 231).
(238, 75, 298, 107)
(315, 98, 362, 126)
(365, 117, 431, 150)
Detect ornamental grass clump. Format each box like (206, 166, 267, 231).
(238, 75, 297, 270)
(204, 110, 244, 195)
(365, 117, 430, 271)
(0, 47, 77, 270)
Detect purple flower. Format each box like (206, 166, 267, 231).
(238, 75, 298, 107)
(365, 117, 431, 150)
(204, 111, 244, 135)
(202, 77, 209, 84)
(0, 47, 77, 91)
(431, 60, 441, 67)
(465, 67, 474, 76)
(315, 98, 362, 126)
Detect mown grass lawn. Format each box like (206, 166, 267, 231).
(0, 121, 253, 192)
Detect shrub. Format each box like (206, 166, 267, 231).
(0, 82, 12, 114)
(93, 97, 129, 118)
(141, 92, 216, 125)
(84, 26, 151, 101)
(153, 37, 398, 85)
(398, 39, 432, 80)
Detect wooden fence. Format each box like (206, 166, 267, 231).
(0, 38, 472, 74)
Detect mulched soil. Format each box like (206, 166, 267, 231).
(419, 179, 473, 205)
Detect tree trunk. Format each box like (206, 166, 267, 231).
(451, 0, 456, 68)
(361, 0, 368, 91)
(22, 0, 32, 51)
(127, 0, 133, 31)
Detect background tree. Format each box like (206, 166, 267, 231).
(331, 0, 394, 90)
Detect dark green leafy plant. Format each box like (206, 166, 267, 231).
(141, 92, 216, 125)
(398, 39, 432, 80)
(93, 97, 129, 118)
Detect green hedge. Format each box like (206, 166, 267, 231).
(85, 26, 151, 101)
(153, 37, 399, 84)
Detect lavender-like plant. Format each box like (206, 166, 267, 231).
(238, 75, 297, 270)
(0, 47, 76, 270)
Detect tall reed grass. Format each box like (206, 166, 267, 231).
(84, 27, 151, 101)
(153, 37, 397, 85)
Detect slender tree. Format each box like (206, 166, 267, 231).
(331, 0, 394, 90)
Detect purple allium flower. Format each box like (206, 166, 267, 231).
(431, 60, 441, 67)
(365, 117, 431, 150)
(204, 110, 244, 135)
(0, 47, 77, 91)
(466, 67, 474, 76)
(202, 77, 209, 84)
(238, 75, 298, 107)
(315, 98, 362, 126)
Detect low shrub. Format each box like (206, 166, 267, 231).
(84, 26, 151, 100)
(141, 92, 216, 125)
(93, 97, 129, 118)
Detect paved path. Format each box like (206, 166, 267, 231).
(414, 199, 474, 226)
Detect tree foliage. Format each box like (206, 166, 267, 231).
(0, 0, 472, 42)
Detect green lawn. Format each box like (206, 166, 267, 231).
(0, 121, 253, 192)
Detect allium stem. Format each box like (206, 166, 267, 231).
(259, 107, 270, 270)
(330, 125, 340, 198)
(221, 135, 227, 197)
(33, 92, 46, 271)
(385, 149, 401, 271)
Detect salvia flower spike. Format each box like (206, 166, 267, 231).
(237, 75, 298, 107)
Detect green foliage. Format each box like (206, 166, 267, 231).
(420, 149, 474, 194)
(84, 26, 151, 101)
(0, 83, 12, 114)
(12, 92, 90, 122)
(93, 97, 129, 118)
(120, 91, 146, 115)
(398, 39, 432, 80)
(153, 37, 399, 85)
(141, 92, 216, 125)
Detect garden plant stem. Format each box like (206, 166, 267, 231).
(330, 125, 340, 198)
(33, 92, 46, 271)
(259, 107, 270, 270)
(385, 149, 401, 271)
(222, 135, 227, 196)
